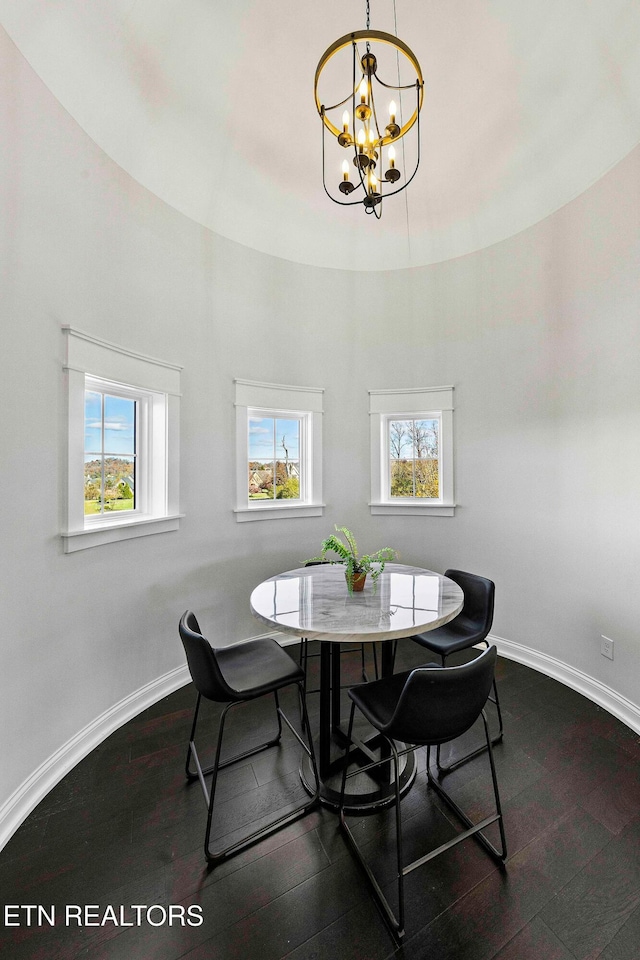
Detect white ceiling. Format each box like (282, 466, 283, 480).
(3, 0, 640, 271)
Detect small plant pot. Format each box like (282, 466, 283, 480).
(347, 572, 367, 592)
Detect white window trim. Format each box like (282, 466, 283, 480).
(62, 327, 183, 552)
(369, 386, 455, 517)
(234, 379, 324, 522)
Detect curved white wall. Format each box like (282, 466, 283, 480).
(2, 24, 640, 846)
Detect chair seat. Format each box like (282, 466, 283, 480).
(411, 614, 487, 656)
(348, 664, 439, 734)
(217, 638, 304, 699)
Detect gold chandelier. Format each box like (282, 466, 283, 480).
(314, 2, 424, 218)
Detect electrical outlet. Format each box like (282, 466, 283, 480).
(601, 635, 614, 660)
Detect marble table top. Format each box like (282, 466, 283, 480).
(250, 563, 464, 644)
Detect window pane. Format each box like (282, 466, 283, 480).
(248, 416, 275, 499)
(249, 417, 275, 460)
(104, 455, 135, 512)
(275, 419, 301, 500)
(390, 459, 414, 497)
(412, 419, 438, 459)
(389, 420, 412, 460)
(415, 459, 439, 498)
(104, 395, 136, 455)
(84, 391, 102, 454)
(249, 464, 274, 499)
(84, 455, 103, 514)
(275, 460, 300, 499)
(276, 419, 300, 460)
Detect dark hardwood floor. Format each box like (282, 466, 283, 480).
(2, 640, 640, 960)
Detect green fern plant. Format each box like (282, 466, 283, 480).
(305, 526, 397, 594)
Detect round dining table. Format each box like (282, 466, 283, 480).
(250, 563, 464, 810)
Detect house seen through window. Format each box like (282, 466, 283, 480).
(248, 415, 301, 501)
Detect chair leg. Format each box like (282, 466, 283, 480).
(360, 644, 380, 683)
(388, 640, 397, 673)
(298, 639, 308, 731)
(427, 711, 507, 863)
(359, 643, 366, 681)
(185, 691, 203, 780)
(339, 706, 407, 940)
(186, 691, 283, 781)
(339, 710, 507, 942)
(436, 649, 504, 774)
(188, 682, 319, 866)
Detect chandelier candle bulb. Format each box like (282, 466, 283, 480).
(339, 158, 355, 194)
(355, 128, 369, 168)
(385, 98, 401, 140)
(356, 78, 371, 121)
(338, 110, 352, 147)
(385, 143, 401, 182)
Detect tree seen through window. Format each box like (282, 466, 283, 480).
(389, 418, 439, 498)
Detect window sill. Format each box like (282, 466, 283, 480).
(234, 503, 325, 522)
(369, 502, 456, 517)
(62, 514, 183, 553)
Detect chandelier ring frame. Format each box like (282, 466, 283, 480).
(314, 29, 424, 148)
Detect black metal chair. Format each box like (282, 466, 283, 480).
(410, 569, 503, 771)
(179, 611, 319, 866)
(339, 645, 507, 941)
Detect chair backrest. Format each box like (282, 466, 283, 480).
(178, 611, 236, 702)
(385, 645, 498, 745)
(444, 569, 495, 642)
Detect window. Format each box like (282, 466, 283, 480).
(63, 327, 182, 552)
(369, 386, 455, 516)
(388, 417, 440, 500)
(84, 379, 138, 518)
(235, 379, 324, 521)
(248, 414, 303, 502)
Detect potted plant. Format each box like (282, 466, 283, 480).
(305, 526, 397, 594)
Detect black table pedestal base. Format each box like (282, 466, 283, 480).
(300, 730, 416, 813)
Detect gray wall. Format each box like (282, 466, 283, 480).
(2, 25, 639, 832)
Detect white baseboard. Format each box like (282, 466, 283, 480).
(0, 663, 190, 853)
(489, 633, 640, 735)
(3, 631, 639, 853)
(0, 630, 281, 853)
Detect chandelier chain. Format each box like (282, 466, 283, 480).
(365, 0, 370, 31)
